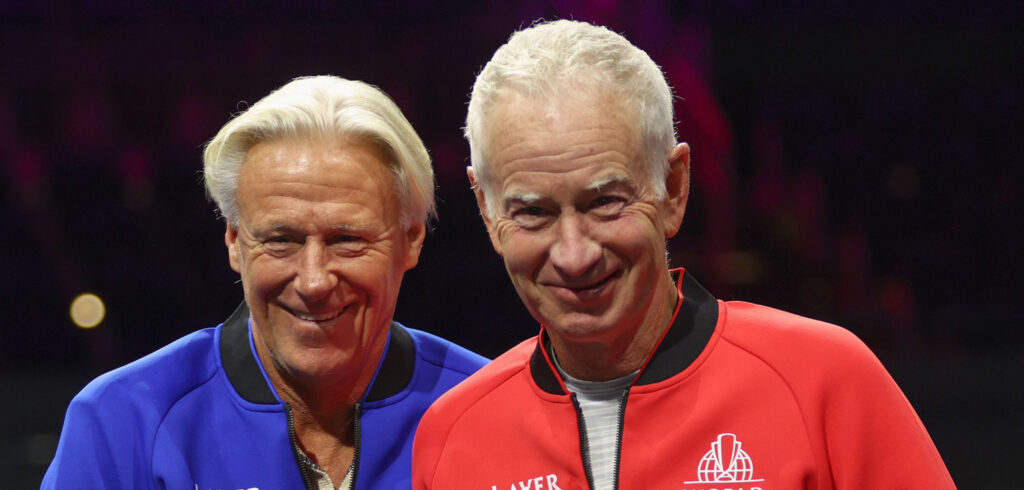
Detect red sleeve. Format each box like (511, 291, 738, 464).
(412, 400, 447, 490)
(722, 302, 955, 488)
(412, 337, 538, 489)
(817, 331, 955, 488)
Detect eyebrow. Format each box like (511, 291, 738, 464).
(501, 191, 544, 207)
(586, 174, 635, 192)
(500, 174, 637, 208)
(254, 222, 363, 237)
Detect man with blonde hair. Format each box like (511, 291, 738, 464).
(413, 20, 953, 489)
(44, 75, 486, 490)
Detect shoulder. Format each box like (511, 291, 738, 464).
(413, 338, 539, 487)
(715, 302, 953, 487)
(71, 327, 221, 421)
(417, 338, 535, 429)
(716, 301, 889, 389)
(405, 326, 489, 377)
(720, 301, 872, 358)
(43, 328, 224, 487)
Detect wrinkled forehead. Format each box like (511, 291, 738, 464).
(487, 82, 639, 131)
(236, 136, 402, 216)
(484, 88, 645, 176)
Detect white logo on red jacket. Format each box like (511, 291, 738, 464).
(490, 473, 562, 490)
(684, 433, 765, 489)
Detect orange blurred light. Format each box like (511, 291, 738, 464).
(70, 293, 105, 329)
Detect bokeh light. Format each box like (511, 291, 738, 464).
(69, 293, 105, 329)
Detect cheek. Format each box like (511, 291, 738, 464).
(344, 252, 404, 293)
(492, 220, 518, 246)
(597, 215, 664, 258)
(498, 230, 547, 275)
(244, 257, 294, 293)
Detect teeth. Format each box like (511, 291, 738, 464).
(294, 310, 342, 322)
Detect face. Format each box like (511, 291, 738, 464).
(225, 137, 424, 383)
(473, 90, 689, 347)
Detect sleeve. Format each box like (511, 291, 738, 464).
(817, 331, 955, 489)
(411, 404, 445, 490)
(40, 381, 157, 490)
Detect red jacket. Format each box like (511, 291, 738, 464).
(413, 270, 954, 489)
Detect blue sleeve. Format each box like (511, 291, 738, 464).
(41, 381, 158, 489)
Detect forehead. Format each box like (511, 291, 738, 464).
(236, 136, 400, 222)
(484, 89, 645, 189)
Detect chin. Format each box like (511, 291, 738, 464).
(279, 347, 355, 377)
(546, 314, 619, 342)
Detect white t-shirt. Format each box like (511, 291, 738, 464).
(555, 359, 637, 490)
(298, 449, 354, 490)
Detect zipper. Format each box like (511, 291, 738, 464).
(572, 389, 630, 490)
(351, 402, 362, 489)
(611, 389, 629, 490)
(285, 403, 317, 490)
(570, 393, 596, 490)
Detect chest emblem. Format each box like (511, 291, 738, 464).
(684, 433, 764, 489)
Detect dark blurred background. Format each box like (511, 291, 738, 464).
(2, 1, 1020, 487)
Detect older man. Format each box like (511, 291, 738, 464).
(43, 76, 487, 490)
(413, 20, 953, 489)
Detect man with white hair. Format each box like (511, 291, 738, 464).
(413, 20, 953, 489)
(43, 75, 487, 490)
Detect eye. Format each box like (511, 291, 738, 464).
(325, 233, 371, 257)
(589, 195, 626, 216)
(261, 235, 302, 255)
(259, 234, 297, 245)
(329, 235, 363, 244)
(510, 205, 552, 229)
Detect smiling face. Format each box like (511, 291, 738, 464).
(473, 89, 690, 358)
(225, 136, 424, 387)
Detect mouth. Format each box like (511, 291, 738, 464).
(290, 306, 347, 325)
(548, 270, 622, 300)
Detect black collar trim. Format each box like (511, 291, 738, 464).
(364, 322, 415, 402)
(636, 271, 718, 384)
(220, 302, 277, 404)
(219, 302, 416, 404)
(529, 271, 719, 394)
(530, 334, 564, 394)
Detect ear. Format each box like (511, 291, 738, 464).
(467, 167, 504, 256)
(662, 143, 691, 238)
(224, 222, 242, 273)
(402, 220, 427, 271)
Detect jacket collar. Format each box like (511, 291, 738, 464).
(219, 302, 416, 404)
(530, 269, 719, 394)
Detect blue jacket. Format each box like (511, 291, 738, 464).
(42, 303, 487, 489)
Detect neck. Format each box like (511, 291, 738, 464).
(279, 377, 361, 486)
(251, 327, 388, 445)
(549, 272, 679, 381)
(252, 332, 387, 485)
(290, 402, 356, 485)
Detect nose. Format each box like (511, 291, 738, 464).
(295, 240, 338, 301)
(549, 212, 601, 277)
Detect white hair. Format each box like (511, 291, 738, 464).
(465, 20, 677, 218)
(203, 75, 435, 228)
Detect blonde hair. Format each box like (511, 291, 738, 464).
(203, 75, 435, 228)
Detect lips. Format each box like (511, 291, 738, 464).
(290, 307, 346, 324)
(567, 271, 618, 291)
(546, 270, 621, 302)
